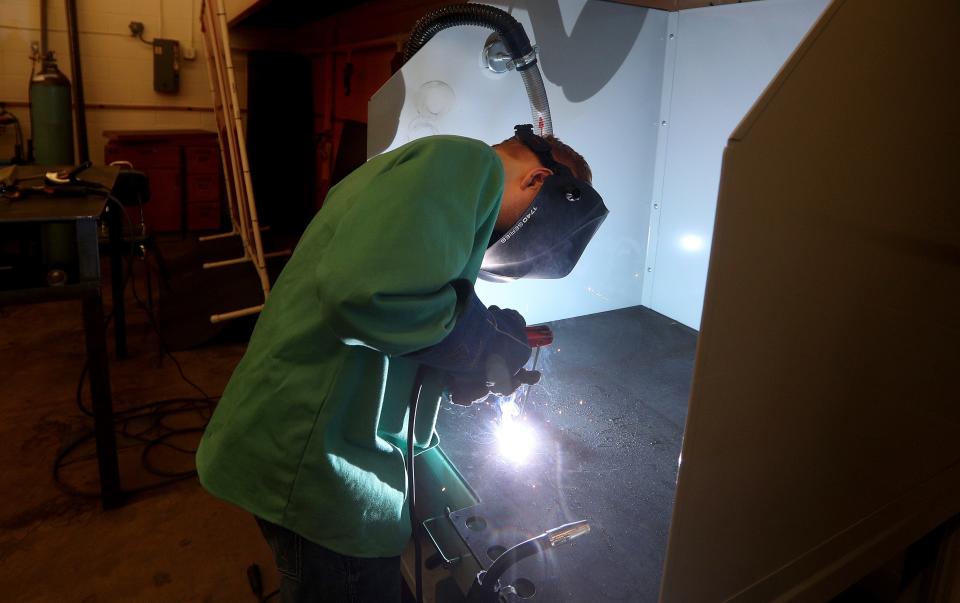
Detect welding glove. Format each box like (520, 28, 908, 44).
(405, 292, 535, 405)
(446, 368, 542, 406)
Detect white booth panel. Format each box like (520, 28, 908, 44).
(369, 1, 667, 325)
(643, 0, 829, 329)
(662, 0, 960, 599)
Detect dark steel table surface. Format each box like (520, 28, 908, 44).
(435, 305, 697, 602)
(0, 164, 118, 222)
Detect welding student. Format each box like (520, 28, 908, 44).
(196, 128, 602, 602)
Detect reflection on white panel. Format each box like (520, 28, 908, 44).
(369, 1, 667, 325)
(678, 234, 705, 253)
(643, 0, 829, 329)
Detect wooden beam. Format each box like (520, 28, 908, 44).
(606, 0, 677, 9)
(604, 0, 760, 11)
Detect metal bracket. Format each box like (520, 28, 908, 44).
(482, 33, 538, 74)
(483, 33, 513, 73)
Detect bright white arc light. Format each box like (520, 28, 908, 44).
(679, 233, 706, 252)
(495, 418, 537, 465)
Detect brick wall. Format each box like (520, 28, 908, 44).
(0, 0, 248, 165)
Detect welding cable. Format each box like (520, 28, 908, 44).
(58, 193, 220, 496)
(407, 366, 427, 603)
(56, 391, 216, 497)
(74, 210, 138, 417)
(52, 396, 214, 499)
(106, 193, 213, 401)
(75, 195, 212, 417)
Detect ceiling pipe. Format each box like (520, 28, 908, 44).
(65, 0, 89, 163)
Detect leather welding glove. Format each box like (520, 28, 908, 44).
(405, 292, 534, 406)
(445, 368, 542, 407)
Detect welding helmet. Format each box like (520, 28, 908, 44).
(480, 125, 609, 282)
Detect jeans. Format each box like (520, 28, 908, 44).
(256, 517, 401, 603)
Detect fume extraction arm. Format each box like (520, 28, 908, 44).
(403, 3, 554, 136)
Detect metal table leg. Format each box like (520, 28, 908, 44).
(106, 202, 127, 359)
(81, 287, 123, 509)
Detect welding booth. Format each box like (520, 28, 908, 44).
(359, 0, 960, 601)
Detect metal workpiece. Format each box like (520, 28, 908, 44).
(433, 305, 697, 602)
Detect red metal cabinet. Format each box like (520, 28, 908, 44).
(104, 130, 224, 233)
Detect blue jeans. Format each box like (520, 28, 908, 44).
(256, 517, 401, 603)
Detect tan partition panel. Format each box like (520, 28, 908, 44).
(661, 0, 960, 601)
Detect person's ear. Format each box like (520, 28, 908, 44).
(521, 166, 552, 192)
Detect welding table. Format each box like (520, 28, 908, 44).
(410, 305, 697, 602)
(0, 165, 124, 509)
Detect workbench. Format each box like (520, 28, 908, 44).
(0, 165, 124, 509)
(412, 305, 697, 602)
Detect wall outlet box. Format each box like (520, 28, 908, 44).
(182, 46, 197, 60)
(153, 38, 181, 93)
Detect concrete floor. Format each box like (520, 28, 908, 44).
(0, 256, 276, 602)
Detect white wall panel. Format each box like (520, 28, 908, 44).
(369, 1, 667, 325)
(644, 0, 829, 328)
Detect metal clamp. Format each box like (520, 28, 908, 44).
(483, 33, 538, 73)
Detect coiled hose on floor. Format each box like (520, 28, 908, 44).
(403, 3, 553, 136)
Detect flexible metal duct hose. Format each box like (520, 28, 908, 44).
(403, 3, 553, 136)
(520, 65, 553, 136)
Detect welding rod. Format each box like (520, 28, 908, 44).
(512, 324, 553, 413)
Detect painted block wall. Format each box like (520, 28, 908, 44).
(0, 0, 247, 165)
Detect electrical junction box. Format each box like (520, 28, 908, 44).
(153, 38, 180, 93)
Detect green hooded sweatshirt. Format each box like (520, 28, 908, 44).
(196, 135, 504, 558)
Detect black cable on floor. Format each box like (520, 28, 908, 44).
(56, 194, 221, 497)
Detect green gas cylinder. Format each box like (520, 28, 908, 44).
(30, 52, 75, 166)
(30, 52, 77, 285)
